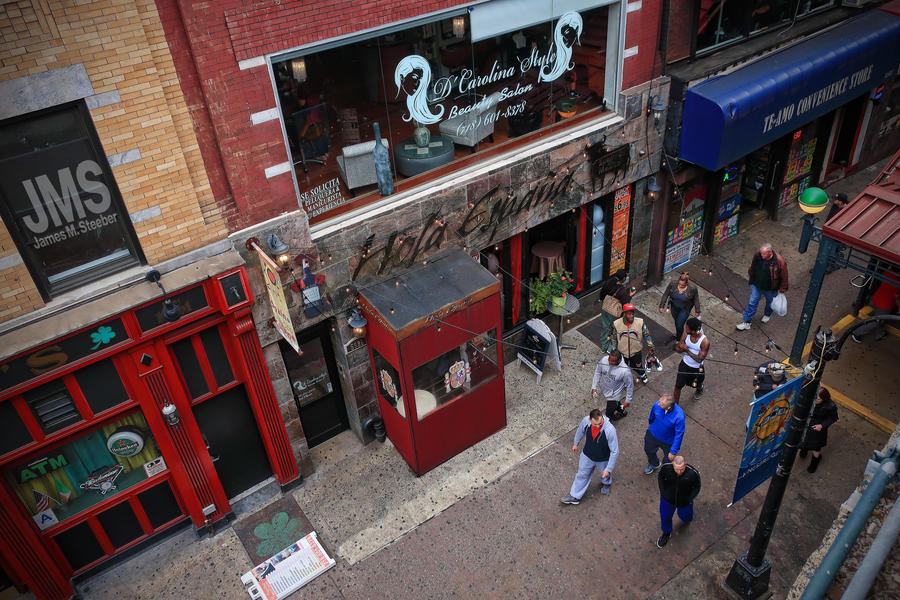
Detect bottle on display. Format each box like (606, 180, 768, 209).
(372, 122, 394, 196)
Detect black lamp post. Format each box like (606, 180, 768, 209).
(725, 315, 900, 599)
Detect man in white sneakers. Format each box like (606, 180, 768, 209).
(561, 409, 620, 504)
(736, 243, 788, 330)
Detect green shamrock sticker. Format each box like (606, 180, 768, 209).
(253, 511, 303, 558)
(90, 325, 116, 350)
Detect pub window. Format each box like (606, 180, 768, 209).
(272, 0, 621, 222)
(0, 103, 144, 299)
(5, 411, 164, 530)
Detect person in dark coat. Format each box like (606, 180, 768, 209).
(800, 388, 839, 473)
(656, 455, 701, 548)
(658, 271, 701, 342)
(597, 269, 634, 352)
(736, 243, 788, 330)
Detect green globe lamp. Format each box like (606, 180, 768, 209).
(798, 187, 828, 214)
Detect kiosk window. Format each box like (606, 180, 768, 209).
(411, 328, 498, 420)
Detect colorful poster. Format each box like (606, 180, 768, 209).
(664, 237, 693, 273)
(609, 185, 631, 275)
(254, 244, 300, 353)
(730, 375, 804, 505)
(241, 532, 335, 600)
(714, 214, 739, 244)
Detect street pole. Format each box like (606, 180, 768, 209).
(725, 315, 900, 599)
(724, 328, 839, 599)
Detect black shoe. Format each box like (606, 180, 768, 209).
(656, 532, 671, 548)
(612, 409, 627, 420)
(807, 456, 821, 473)
(694, 385, 704, 399)
(799, 448, 808, 458)
(851, 334, 862, 344)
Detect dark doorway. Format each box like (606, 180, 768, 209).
(281, 323, 347, 448)
(830, 94, 867, 170)
(192, 386, 272, 499)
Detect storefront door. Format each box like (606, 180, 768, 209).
(280, 324, 347, 448)
(167, 324, 272, 499)
(191, 386, 271, 499)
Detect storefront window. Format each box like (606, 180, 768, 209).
(372, 348, 404, 419)
(696, 1, 835, 54)
(0, 104, 143, 299)
(6, 411, 164, 530)
(272, 1, 620, 221)
(410, 328, 498, 420)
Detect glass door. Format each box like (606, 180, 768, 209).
(281, 323, 347, 448)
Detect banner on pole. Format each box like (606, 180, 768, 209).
(730, 374, 804, 505)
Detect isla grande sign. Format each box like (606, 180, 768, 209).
(351, 167, 578, 280)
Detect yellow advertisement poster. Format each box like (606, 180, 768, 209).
(254, 246, 300, 353)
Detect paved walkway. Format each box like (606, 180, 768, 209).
(63, 160, 896, 600)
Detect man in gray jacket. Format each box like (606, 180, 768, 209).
(591, 350, 634, 420)
(561, 408, 620, 504)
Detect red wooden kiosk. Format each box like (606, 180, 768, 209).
(359, 249, 506, 475)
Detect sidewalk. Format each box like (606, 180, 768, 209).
(67, 162, 894, 600)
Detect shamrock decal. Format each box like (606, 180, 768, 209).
(253, 511, 304, 558)
(90, 325, 116, 350)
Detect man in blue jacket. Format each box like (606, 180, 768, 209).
(644, 395, 685, 475)
(561, 408, 620, 504)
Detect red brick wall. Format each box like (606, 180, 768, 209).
(156, 0, 662, 232)
(664, 0, 694, 64)
(623, 0, 665, 89)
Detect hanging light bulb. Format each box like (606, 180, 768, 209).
(734, 344, 739, 355)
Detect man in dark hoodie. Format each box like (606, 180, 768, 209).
(656, 455, 701, 548)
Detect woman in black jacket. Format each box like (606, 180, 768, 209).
(800, 387, 839, 473)
(597, 269, 633, 352)
(658, 271, 701, 342)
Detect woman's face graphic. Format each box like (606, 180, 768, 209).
(401, 68, 423, 95)
(561, 24, 577, 48)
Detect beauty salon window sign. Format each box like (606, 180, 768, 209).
(271, 0, 621, 222)
(0, 103, 143, 299)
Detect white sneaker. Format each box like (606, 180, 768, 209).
(736, 322, 751, 331)
(761, 315, 771, 323)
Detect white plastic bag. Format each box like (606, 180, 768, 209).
(772, 293, 787, 317)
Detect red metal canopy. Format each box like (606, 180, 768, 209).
(822, 149, 900, 265)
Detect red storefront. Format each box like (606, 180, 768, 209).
(359, 249, 505, 475)
(0, 266, 298, 600)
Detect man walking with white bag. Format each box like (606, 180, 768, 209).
(736, 243, 788, 330)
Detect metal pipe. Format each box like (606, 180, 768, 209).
(841, 494, 900, 599)
(799, 458, 898, 600)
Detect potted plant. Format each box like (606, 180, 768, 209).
(528, 270, 575, 315)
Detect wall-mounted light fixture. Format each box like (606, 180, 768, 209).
(649, 95, 666, 129)
(452, 16, 466, 38)
(348, 309, 368, 337)
(291, 57, 307, 83)
(347, 308, 369, 337)
(161, 401, 180, 426)
(646, 176, 661, 203)
(146, 270, 182, 322)
(267, 233, 291, 268)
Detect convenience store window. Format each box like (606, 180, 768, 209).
(272, 0, 622, 222)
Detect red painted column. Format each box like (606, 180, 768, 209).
(227, 311, 300, 485)
(0, 485, 72, 600)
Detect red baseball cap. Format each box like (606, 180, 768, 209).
(622, 303, 635, 312)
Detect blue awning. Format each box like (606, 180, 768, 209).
(679, 9, 900, 172)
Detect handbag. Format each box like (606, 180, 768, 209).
(601, 294, 622, 317)
(772, 293, 787, 317)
